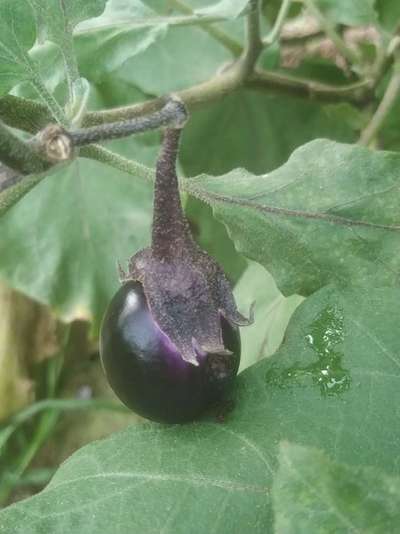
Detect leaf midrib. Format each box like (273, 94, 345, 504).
(185, 184, 400, 232)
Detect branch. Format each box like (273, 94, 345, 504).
(249, 71, 372, 104)
(0, 60, 373, 137)
(0, 121, 50, 175)
(0, 95, 51, 133)
(0, 99, 187, 210)
(0, 164, 23, 194)
(237, 0, 263, 78)
(359, 61, 400, 146)
(83, 98, 165, 127)
(0, 99, 185, 190)
(83, 67, 372, 128)
(80, 145, 154, 183)
(69, 98, 187, 146)
(0, 172, 46, 217)
(263, 0, 292, 46)
(28, 67, 66, 126)
(83, 72, 241, 125)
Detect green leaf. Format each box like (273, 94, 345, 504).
(195, 0, 249, 18)
(70, 1, 167, 88)
(29, 0, 107, 111)
(110, 24, 231, 95)
(76, 24, 167, 84)
(1, 286, 399, 532)
(33, 7, 232, 98)
(273, 442, 400, 534)
(92, 0, 157, 22)
(143, 0, 247, 20)
(180, 91, 357, 176)
(233, 261, 302, 370)
(30, 0, 106, 47)
(314, 0, 378, 26)
(0, 0, 36, 95)
(0, 145, 154, 333)
(77, 0, 240, 29)
(323, 102, 369, 132)
(184, 139, 400, 295)
(71, 0, 243, 90)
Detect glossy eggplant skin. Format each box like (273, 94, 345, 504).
(100, 281, 241, 423)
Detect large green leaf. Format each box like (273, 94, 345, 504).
(76, 24, 166, 84)
(30, 0, 106, 47)
(1, 286, 399, 532)
(28, 0, 107, 113)
(77, 0, 246, 30)
(70, 0, 241, 94)
(0, 143, 154, 332)
(33, 13, 232, 100)
(112, 24, 231, 95)
(273, 442, 400, 534)
(184, 140, 400, 295)
(0, 0, 36, 95)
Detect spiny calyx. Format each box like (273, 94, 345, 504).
(121, 97, 253, 365)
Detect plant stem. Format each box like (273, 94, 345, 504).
(6, 398, 128, 431)
(84, 67, 371, 128)
(0, 165, 22, 194)
(0, 397, 128, 503)
(152, 126, 192, 259)
(80, 145, 155, 182)
(0, 100, 183, 196)
(29, 72, 66, 126)
(359, 62, 400, 146)
(0, 172, 46, 217)
(238, 0, 263, 78)
(70, 99, 187, 146)
(249, 71, 371, 104)
(83, 98, 165, 127)
(0, 121, 49, 175)
(61, 41, 80, 109)
(0, 410, 59, 504)
(0, 95, 51, 134)
(263, 0, 292, 46)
